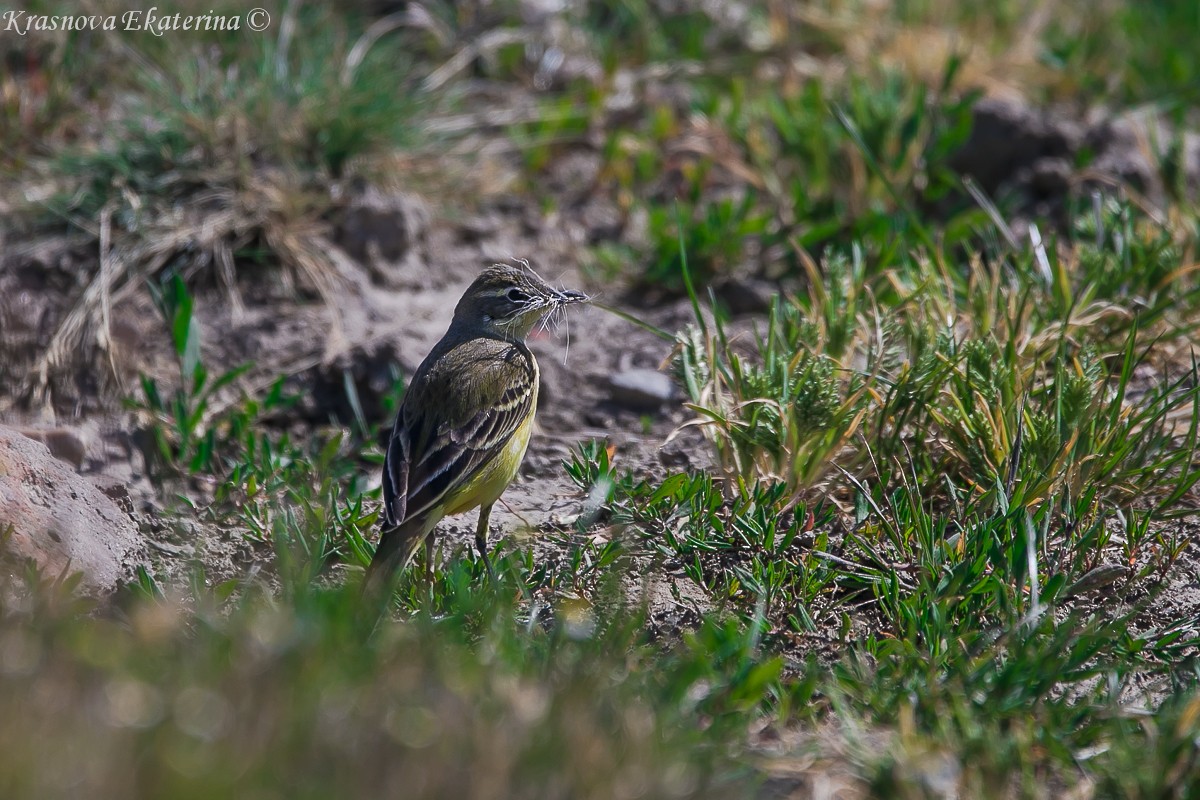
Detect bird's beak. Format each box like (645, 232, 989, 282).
(557, 289, 589, 305)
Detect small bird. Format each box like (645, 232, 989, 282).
(367, 262, 588, 593)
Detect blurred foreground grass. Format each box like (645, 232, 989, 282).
(0, 570, 754, 798)
(0, 538, 1197, 798)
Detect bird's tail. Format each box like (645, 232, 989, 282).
(361, 518, 429, 606)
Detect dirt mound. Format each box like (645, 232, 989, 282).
(0, 425, 146, 595)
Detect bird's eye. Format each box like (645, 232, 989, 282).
(506, 288, 530, 303)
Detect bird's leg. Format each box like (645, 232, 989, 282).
(421, 535, 438, 608)
(424, 535, 435, 586)
(476, 504, 496, 579)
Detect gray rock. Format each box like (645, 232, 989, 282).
(607, 369, 677, 411)
(0, 425, 144, 596)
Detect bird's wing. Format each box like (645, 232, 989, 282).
(382, 338, 537, 529)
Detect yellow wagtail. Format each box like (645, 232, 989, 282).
(367, 263, 588, 590)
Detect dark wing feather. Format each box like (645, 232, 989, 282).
(381, 337, 536, 530)
(382, 420, 411, 527)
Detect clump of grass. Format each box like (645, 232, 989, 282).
(558, 410, 1200, 797)
(677, 201, 1200, 512)
(556, 238, 1200, 799)
(125, 274, 254, 478)
(674, 249, 877, 501)
(576, 4, 1200, 292)
(806, 452, 1200, 795)
(11, 3, 432, 401)
(583, 0, 733, 67)
(584, 59, 980, 290)
(566, 443, 841, 633)
(678, 314, 871, 498)
(645, 192, 772, 290)
(833, 607, 1200, 798)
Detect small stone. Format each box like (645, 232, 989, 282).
(659, 437, 694, 469)
(607, 369, 677, 411)
(658, 426, 713, 472)
(460, 213, 504, 242)
(584, 410, 615, 428)
(1088, 116, 1157, 195)
(950, 97, 1083, 193)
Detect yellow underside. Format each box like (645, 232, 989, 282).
(441, 411, 535, 517)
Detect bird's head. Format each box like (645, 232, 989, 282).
(452, 262, 588, 339)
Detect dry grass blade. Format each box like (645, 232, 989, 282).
(23, 167, 359, 399)
(423, 29, 531, 92)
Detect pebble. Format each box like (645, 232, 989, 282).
(607, 369, 677, 411)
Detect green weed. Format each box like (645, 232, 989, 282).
(126, 274, 253, 479)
